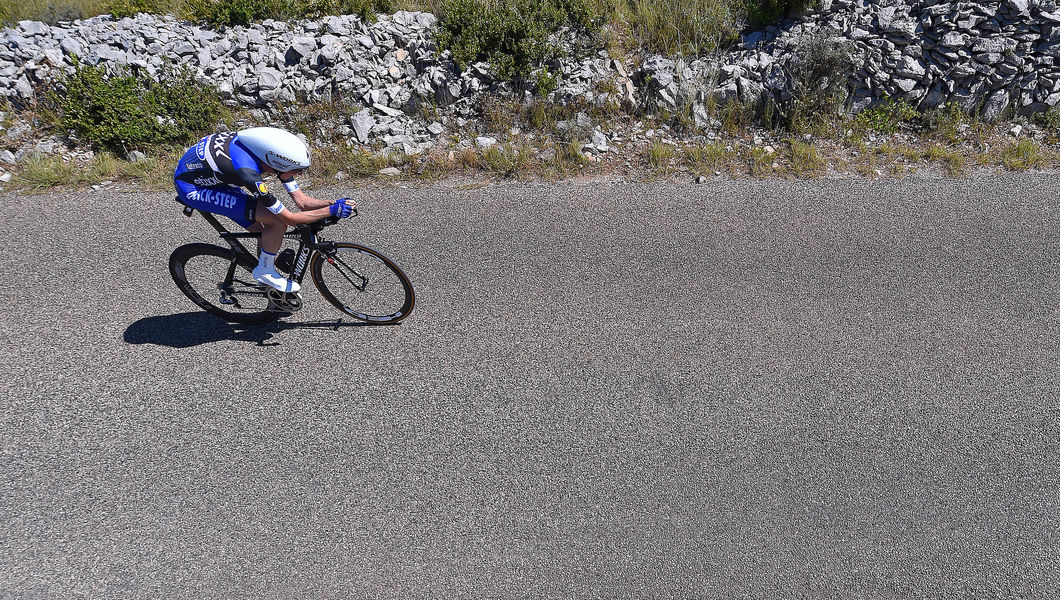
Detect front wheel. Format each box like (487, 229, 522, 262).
(310, 243, 415, 324)
(169, 243, 280, 325)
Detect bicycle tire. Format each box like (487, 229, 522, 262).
(310, 242, 415, 324)
(169, 243, 279, 325)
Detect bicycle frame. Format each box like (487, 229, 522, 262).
(179, 200, 336, 288)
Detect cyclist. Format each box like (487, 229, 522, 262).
(174, 127, 355, 293)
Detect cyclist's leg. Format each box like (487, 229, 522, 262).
(248, 200, 299, 293)
(252, 201, 285, 255)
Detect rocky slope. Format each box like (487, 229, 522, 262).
(1, 0, 1058, 163)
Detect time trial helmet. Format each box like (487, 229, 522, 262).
(237, 127, 311, 173)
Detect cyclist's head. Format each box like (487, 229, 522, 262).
(237, 127, 311, 174)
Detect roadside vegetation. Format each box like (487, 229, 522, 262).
(1, 0, 1058, 191)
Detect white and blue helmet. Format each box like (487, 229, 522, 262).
(238, 127, 311, 173)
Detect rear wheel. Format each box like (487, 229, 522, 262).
(169, 243, 279, 325)
(310, 243, 414, 324)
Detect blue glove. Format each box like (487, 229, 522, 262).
(330, 199, 353, 218)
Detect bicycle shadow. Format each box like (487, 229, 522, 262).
(123, 311, 372, 348)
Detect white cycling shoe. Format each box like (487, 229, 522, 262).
(252, 266, 301, 293)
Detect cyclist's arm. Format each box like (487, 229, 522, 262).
(259, 198, 333, 225)
(277, 174, 347, 211)
(288, 188, 333, 211)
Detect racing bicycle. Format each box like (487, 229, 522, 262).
(169, 199, 415, 325)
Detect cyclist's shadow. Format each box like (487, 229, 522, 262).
(124, 312, 368, 348)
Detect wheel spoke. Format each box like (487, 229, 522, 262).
(312, 244, 414, 323)
(169, 243, 279, 324)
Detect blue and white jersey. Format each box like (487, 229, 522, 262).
(174, 132, 278, 207)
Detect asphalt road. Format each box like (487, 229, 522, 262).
(1, 174, 1058, 597)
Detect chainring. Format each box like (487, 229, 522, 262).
(266, 288, 303, 312)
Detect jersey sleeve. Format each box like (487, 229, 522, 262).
(231, 146, 285, 214)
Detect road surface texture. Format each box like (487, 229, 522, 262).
(1, 174, 1058, 597)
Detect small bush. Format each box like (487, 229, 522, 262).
(406, 150, 452, 181)
(645, 141, 676, 172)
(855, 99, 919, 134)
(1, 1, 93, 24)
(782, 36, 858, 130)
(480, 97, 518, 134)
(1033, 106, 1060, 132)
(46, 62, 223, 152)
(1001, 139, 1045, 171)
(482, 144, 533, 177)
(718, 98, 753, 135)
(327, 147, 389, 177)
(788, 140, 823, 176)
(85, 151, 122, 182)
(534, 68, 559, 97)
(944, 151, 966, 176)
(185, 0, 394, 27)
(436, 0, 609, 82)
(184, 0, 274, 25)
(107, 0, 166, 18)
(123, 154, 168, 186)
(743, 0, 812, 25)
(683, 143, 736, 174)
(924, 102, 967, 143)
(748, 146, 773, 176)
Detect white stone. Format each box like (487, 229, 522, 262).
(592, 130, 609, 152)
(372, 103, 403, 117)
(351, 109, 375, 144)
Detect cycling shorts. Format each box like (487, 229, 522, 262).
(174, 179, 257, 228)
(173, 145, 258, 228)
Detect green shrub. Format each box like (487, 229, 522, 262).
(788, 139, 823, 176)
(185, 0, 393, 27)
(1033, 106, 1060, 132)
(84, 150, 122, 182)
(854, 98, 919, 134)
(1, 0, 96, 25)
(1001, 139, 1045, 171)
(746, 146, 772, 175)
(482, 144, 533, 177)
(534, 68, 559, 96)
(743, 0, 812, 26)
(923, 102, 967, 143)
(185, 0, 278, 25)
(683, 143, 735, 173)
(436, 0, 609, 82)
(645, 141, 675, 172)
(107, 0, 165, 18)
(47, 62, 223, 152)
(778, 35, 857, 131)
